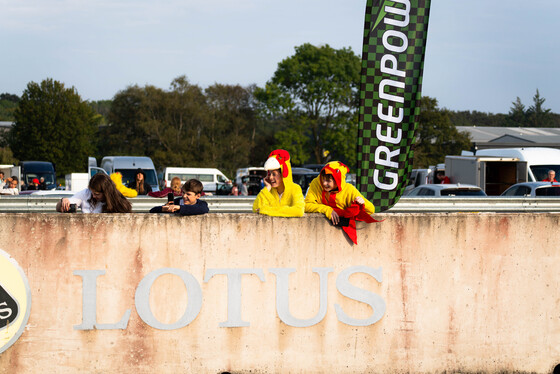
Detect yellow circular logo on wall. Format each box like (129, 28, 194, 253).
(0, 249, 31, 354)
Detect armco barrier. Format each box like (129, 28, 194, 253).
(2, 195, 560, 213)
(0, 213, 559, 373)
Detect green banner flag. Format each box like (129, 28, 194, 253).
(357, 0, 431, 212)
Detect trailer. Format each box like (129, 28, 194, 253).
(64, 173, 89, 192)
(445, 155, 528, 196)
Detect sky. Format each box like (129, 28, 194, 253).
(1, 0, 559, 114)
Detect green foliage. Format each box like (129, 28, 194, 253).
(0, 93, 19, 121)
(448, 90, 559, 128)
(448, 110, 507, 127)
(9, 79, 98, 175)
(413, 97, 472, 168)
(506, 97, 527, 126)
(103, 76, 262, 178)
(526, 89, 553, 127)
(256, 43, 360, 166)
(0, 147, 17, 165)
(89, 100, 112, 125)
(204, 83, 257, 176)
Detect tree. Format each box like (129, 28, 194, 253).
(99, 85, 155, 159)
(205, 83, 257, 176)
(102, 78, 208, 167)
(9, 79, 98, 175)
(0, 93, 19, 121)
(103, 76, 261, 177)
(526, 89, 553, 127)
(255, 43, 360, 165)
(89, 100, 112, 125)
(413, 97, 471, 168)
(141, 76, 210, 168)
(506, 97, 527, 126)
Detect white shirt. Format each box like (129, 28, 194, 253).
(0, 187, 19, 195)
(68, 188, 104, 213)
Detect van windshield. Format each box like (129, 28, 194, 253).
(24, 172, 56, 185)
(116, 169, 158, 186)
(530, 165, 560, 181)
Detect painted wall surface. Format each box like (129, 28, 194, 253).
(0, 213, 559, 373)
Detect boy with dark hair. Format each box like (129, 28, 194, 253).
(149, 179, 209, 215)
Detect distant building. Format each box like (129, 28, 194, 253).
(0, 121, 13, 133)
(457, 126, 560, 151)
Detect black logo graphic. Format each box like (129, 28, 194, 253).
(0, 283, 19, 330)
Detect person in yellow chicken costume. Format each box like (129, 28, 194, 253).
(110, 172, 138, 198)
(305, 161, 380, 244)
(252, 149, 305, 217)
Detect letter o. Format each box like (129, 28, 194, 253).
(135, 268, 202, 330)
(382, 30, 408, 53)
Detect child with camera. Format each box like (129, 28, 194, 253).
(57, 173, 132, 213)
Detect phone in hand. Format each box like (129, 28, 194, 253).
(167, 193, 174, 204)
(334, 217, 350, 227)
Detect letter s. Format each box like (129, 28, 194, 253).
(334, 266, 386, 326)
(0, 301, 12, 320)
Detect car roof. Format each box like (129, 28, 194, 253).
(413, 183, 482, 190)
(291, 168, 315, 174)
(506, 182, 560, 187)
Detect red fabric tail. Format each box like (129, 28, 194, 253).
(321, 192, 382, 244)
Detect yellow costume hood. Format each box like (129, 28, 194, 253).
(264, 149, 294, 186)
(321, 161, 349, 191)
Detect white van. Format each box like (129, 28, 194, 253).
(163, 167, 230, 194)
(474, 147, 560, 182)
(97, 156, 159, 191)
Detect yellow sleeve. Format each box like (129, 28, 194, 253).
(252, 188, 276, 213)
(345, 185, 376, 214)
(304, 177, 333, 219)
(259, 184, 305, 218)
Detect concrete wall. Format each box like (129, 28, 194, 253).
(0, 212, 559, 373)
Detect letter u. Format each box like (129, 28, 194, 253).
(269, 267, 333, 327)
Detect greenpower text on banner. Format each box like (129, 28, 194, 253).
(357, 0, 431, 212)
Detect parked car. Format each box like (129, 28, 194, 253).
(302, 164, 324, 172)
(500, 182, 560, 197)
(292, 168, 319, 194)
(406, 184, 487, 197)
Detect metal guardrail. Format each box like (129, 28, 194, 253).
(1, 195, 560, 213)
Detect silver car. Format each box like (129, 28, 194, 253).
(500, 182, 560, 197)
(407, 183, 487, 197)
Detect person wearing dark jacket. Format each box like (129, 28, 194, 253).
(127, 168, 152, 195)
(149, 179, 209, 216)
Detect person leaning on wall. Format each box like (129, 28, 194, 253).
(57, 173, 132, 213)
(0, 177, 19, 195)
(252, 149, 304, 217)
